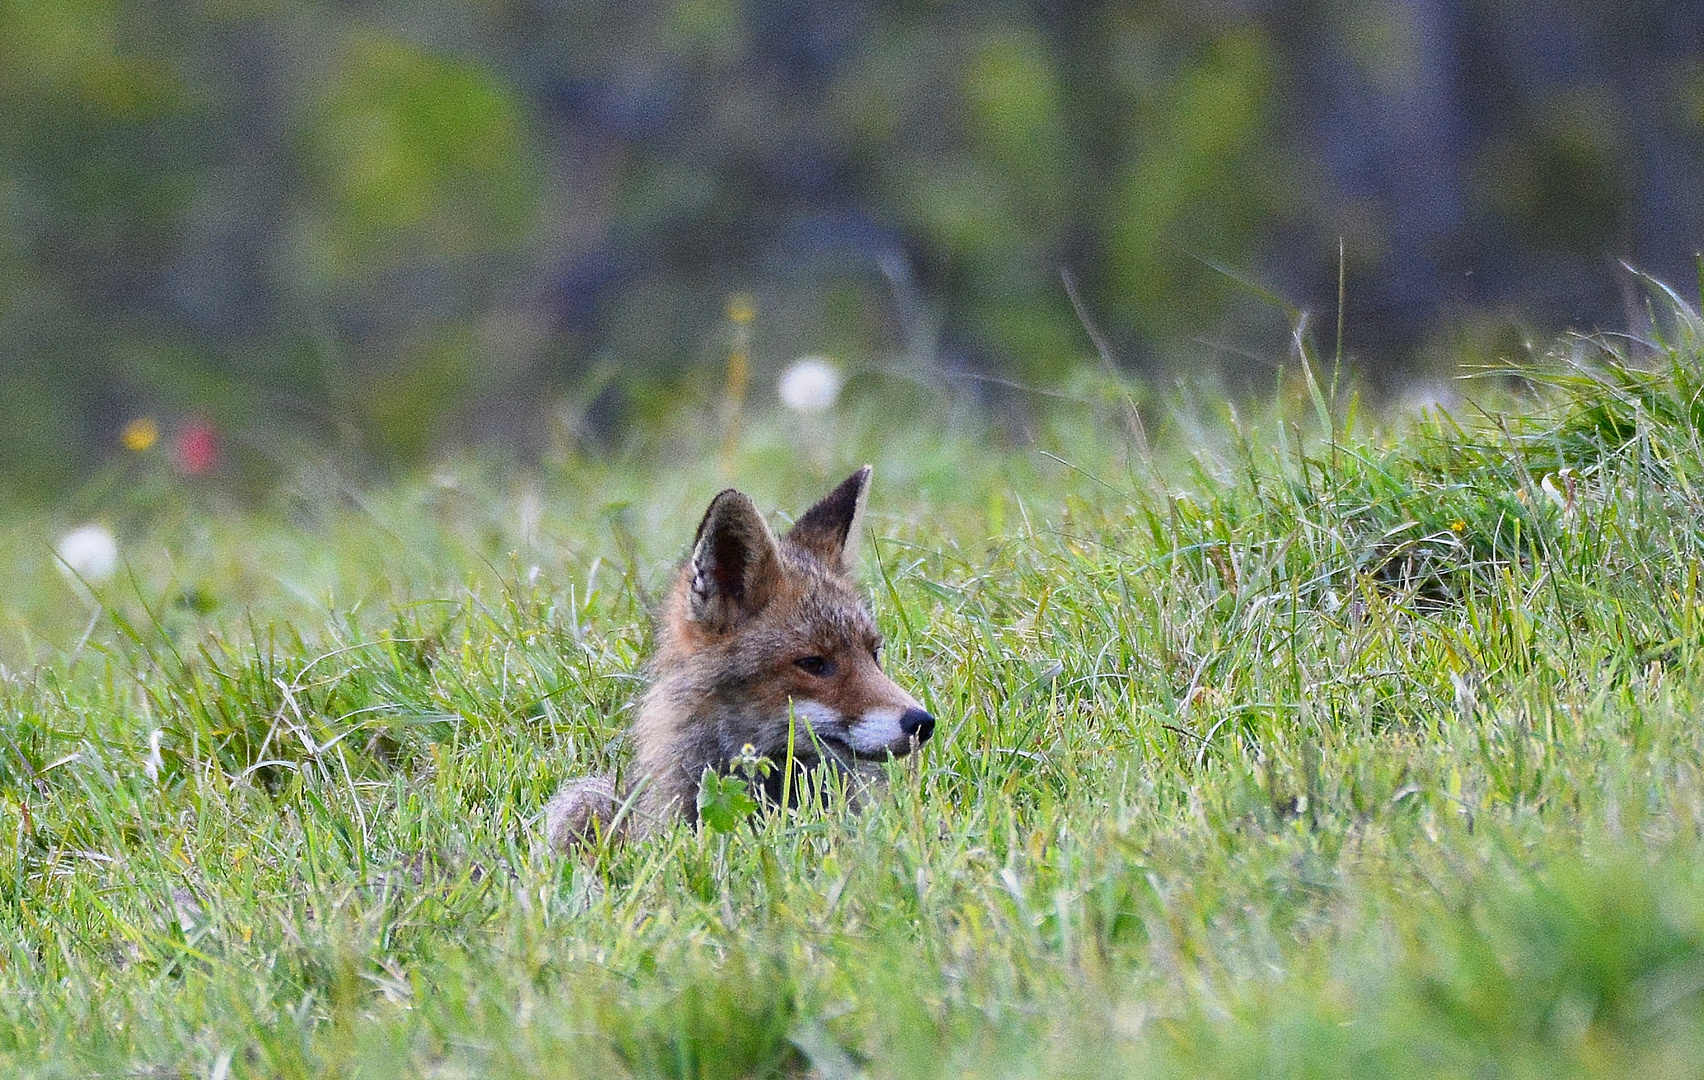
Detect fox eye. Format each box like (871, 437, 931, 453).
(794, 656, 834, 677)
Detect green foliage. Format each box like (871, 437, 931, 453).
(298, 32, 540, 283)
(4, 2, 1694, 486)
(1107, 28, 1279, 340)
(695, 768, 758, 834)
(9, 312, 1704, 1073)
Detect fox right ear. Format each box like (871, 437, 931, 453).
(688, 489, 782, 629)
(787, 465, 871, 576)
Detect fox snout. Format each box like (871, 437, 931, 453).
(789, 697, 937, 760)
(809, 701, 936, 758)
(848, 704, 936, 756)
(900, 707, 936, 745)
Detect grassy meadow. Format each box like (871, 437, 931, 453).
(8, 306, 1704, 1077)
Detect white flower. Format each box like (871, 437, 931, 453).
(777, 357, 844, 414)
(55, 525, 118, 586)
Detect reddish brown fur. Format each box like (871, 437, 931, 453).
(546, 467, 933, 852)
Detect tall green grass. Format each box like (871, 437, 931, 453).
(6, 311, 1704, 1077)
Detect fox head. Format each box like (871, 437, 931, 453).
(661, 466, 936, 772)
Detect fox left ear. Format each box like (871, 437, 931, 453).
(787, 465, 871, 575)
(689, 489, 783, 629)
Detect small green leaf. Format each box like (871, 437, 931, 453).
(697, 768, 757, 834)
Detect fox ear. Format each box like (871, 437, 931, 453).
(787, 465, 871, 575)
(688, 489, 782, 628)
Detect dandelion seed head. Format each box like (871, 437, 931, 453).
(778, 356, 843, 414)
(56, 525, 118, 586)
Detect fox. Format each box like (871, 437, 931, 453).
(545, 465, 936, 851)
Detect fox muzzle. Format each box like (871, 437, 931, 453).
(900, 707, 935, 745)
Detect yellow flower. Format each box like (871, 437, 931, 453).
(725, 292, 757, 324)
(121, 418, 159, 452)
(1451, 520, 1466, 533)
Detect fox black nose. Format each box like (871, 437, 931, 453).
(900, 708, 935, 743)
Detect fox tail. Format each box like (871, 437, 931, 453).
(545, 776, 628, 851)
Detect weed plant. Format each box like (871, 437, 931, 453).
(5, 309, 1704, 1076)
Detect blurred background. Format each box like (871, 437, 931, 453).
(3, 0, 1703, 496)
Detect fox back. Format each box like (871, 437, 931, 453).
(547, 466, 935, 849)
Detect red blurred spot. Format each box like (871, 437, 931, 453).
(172, 419, 219, 476)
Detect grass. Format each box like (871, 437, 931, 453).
(6, 304, 1704, 1077)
